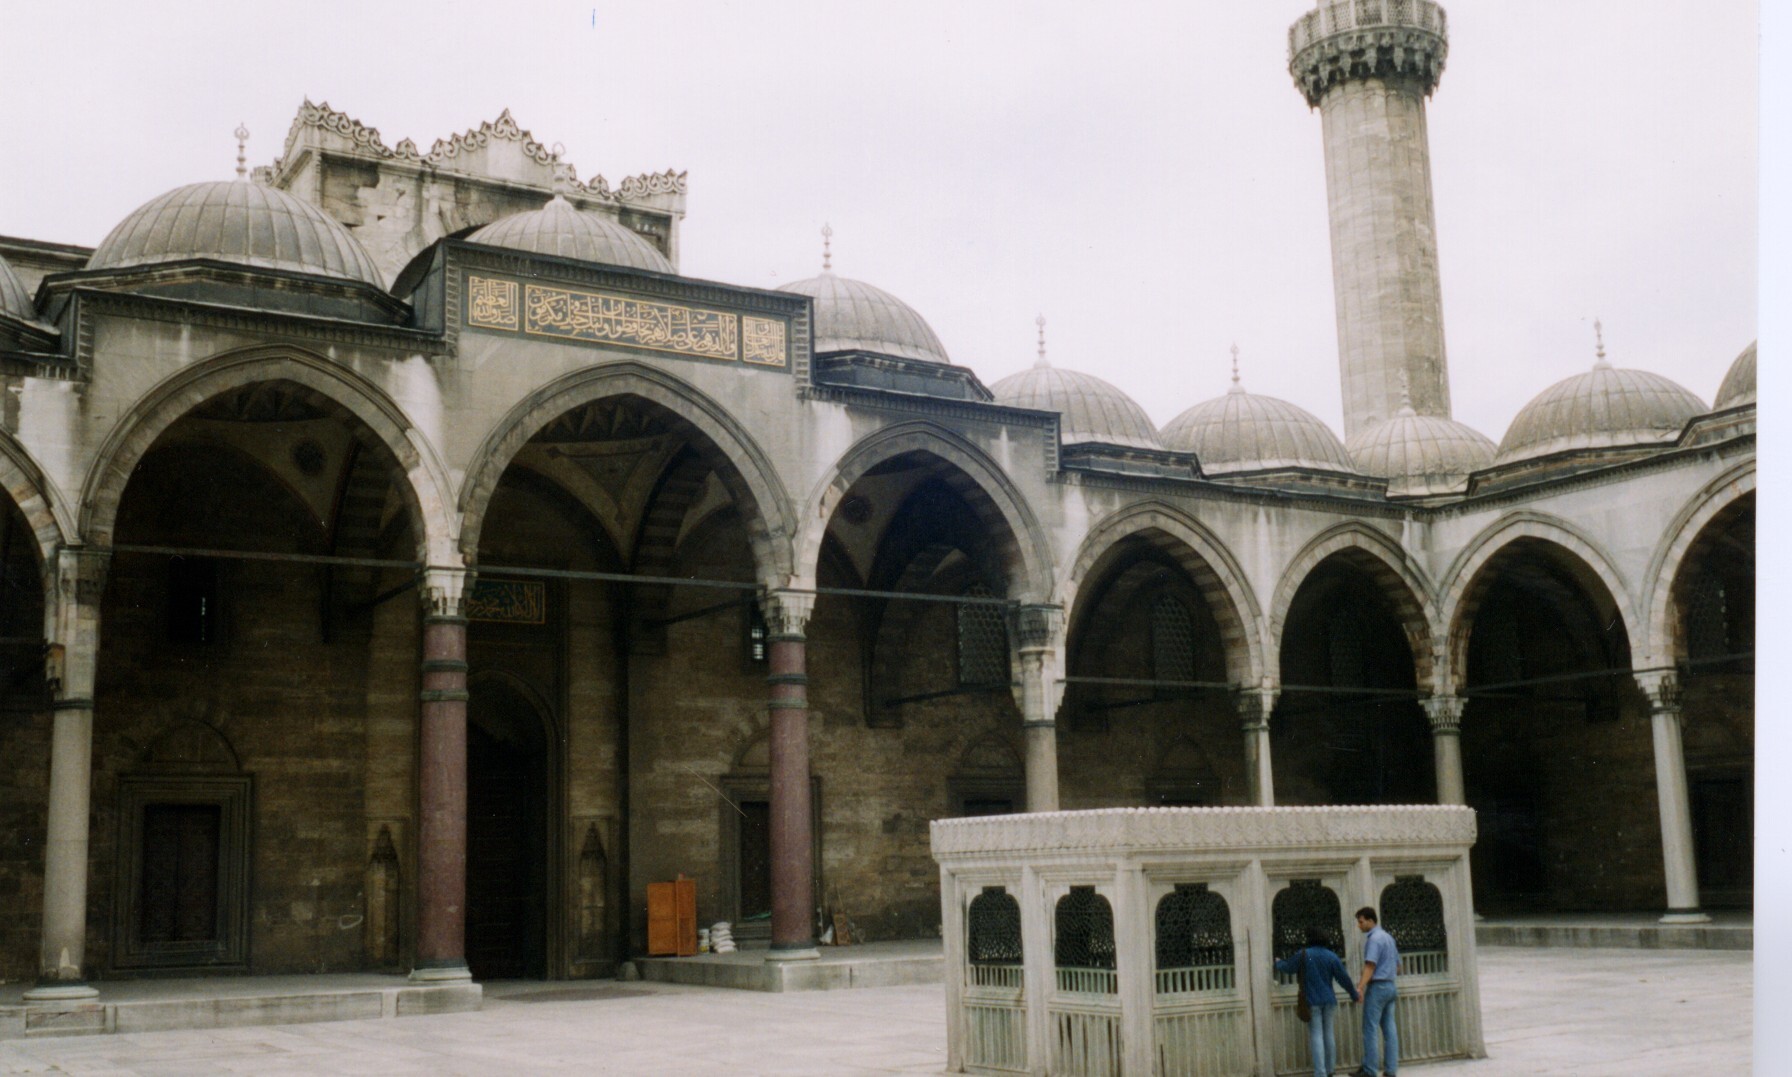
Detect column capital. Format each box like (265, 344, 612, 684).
(420, 566, 472, 620)
(1014, 603, 1062, 652)
(1634, 670, 1682, 714)
(1233, 687, 1278, 731)
(760, 589, 815, 639)
(1423, 694, 1466, 735)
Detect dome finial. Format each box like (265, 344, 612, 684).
(1228, 342, 1244, 394)
(1593, 317, 1611, 369)
(1035, 314, 1049, 369)
(234, 123, 250, 180)
(821, 223, 833, 271)
(550, 143, 575, 197)
(1396, 369, 1416, 416)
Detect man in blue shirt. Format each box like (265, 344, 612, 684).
(1353, 906, 1401, 1077)
(1274, 926, 1359, 1077)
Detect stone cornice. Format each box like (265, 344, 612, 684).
(1289, 0, 1449, 107)
(1440, 432, 1755, 518)
(931, 804, 1476, 858)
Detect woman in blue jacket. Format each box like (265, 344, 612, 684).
(1275, 927, 1361, 1077)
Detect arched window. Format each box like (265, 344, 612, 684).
(1154, 883, 1234, 993)
(1271, 880, 1343, 984)
(1151, 594, 1198, 684)
(1380, 875, 1448, 975)
(1054, 886, 1117, 994)
(967, 886, 1023, 989)
(958, 583, 1010, 687)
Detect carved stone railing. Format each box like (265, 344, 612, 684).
(933, 806, 1485, 1076)
(1289, 0, 1450, 106)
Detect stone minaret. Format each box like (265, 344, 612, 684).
(1290, 0, 1452, 441)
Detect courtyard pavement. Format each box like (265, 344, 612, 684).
(0, 945, 1751, 1075)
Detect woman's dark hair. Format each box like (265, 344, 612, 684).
(1304, 926, 1329, 948)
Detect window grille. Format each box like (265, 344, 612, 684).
(1154, 883, 1234, 994)
(958, 583, 1010, 687)
(1271, 880, 1343, 984)
(1150, 595, 1198, 684)
(1680, 565, 1728, 664)
(968, 886, 1024, 989)
(1381, 875, 1448, 975)
(1476, 601, 1524, 685)
(1054, 886, 1117, 994)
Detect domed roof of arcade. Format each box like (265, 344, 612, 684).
(1496, 329, 1706, 464)
(1714, 341, 1756, 410)
(466, 194, 673, 273)
(1160, 350, 1354, 474)
(989, 317, 1160, 449)
(89, 180, 385, 287)
(777, 226, 950, 364)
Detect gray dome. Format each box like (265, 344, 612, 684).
(0, 253, 31, 323)
(1348, 406, 1495, 496)
(1715, 341, 1756, 409)
(468, 195, 673, 273)
(778, 271, 949, 364)
(90, 181, 384, 286)
(1495, 359, 1706, 464)
(991, 363, 1161, 449)
(1161, 382, 1354, 473)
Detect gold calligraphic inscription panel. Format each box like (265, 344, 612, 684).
(526, 283, 738, 360)
(743, 316, 788, 366)
(467, 580, 547, 625)
(467, 276, 520, 330)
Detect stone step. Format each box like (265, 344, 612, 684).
(632, 940, 945, 993)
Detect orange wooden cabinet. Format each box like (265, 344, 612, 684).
(646, 875, 697, 956)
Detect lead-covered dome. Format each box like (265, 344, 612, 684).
(1714, 341, 1756, 409)
(778, 270, 950, 364)
(1161, 379, 1354, 473)
(1495, 357, 1706, 464)
(0, 253, 32, 323)
(467, 195, 673, 273)
(89, 180, 384, 286)
(1348, 405, 1495, 496)
(991, 362, 1161, 449)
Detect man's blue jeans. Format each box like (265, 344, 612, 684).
(1307, 1001, 1339, 1077)
(1362, 980, 1399, 1075)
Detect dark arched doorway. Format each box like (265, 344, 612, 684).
(465, 677, 549, 979)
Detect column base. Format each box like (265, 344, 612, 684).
(23, 981, 99, 1002)
(408, 961, 474, 983)
(765, 943, 820, 962)
(1659, 908, 1712, 925)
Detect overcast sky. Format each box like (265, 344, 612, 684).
(0, 0, 1758, 443)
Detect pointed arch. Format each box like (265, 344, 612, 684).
(1266, 522, 1439, 691)
(794, 421, 1054, 603)
(1643, 461, 1756, 666)
(1437, 511, 1637, 689)
(0, 428, 71, 568)
(79, 344, 455, 564)
(459, 361, 793, 588)
(1065, 501, 1263, 686)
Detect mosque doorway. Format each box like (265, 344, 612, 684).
(465, 678, 549, 980)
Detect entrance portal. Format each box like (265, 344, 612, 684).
(466, 680, 548, 979)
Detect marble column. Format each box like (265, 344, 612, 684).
(1015, 605, 1061, 813)
(1234, 687, 1277, 807)
(763, 590, 817, 960)
(25, 548, 109, 1002)
(412, 568, 473, 982)
(1635, 671, 1710, 923)
(1424, 695, 1467, 805)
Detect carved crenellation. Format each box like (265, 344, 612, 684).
(271, 99, 688, 204)
(1423, 694, 1465, 735)
(932, 804, 1477, 858)
(1288, 0, 1449, 108)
